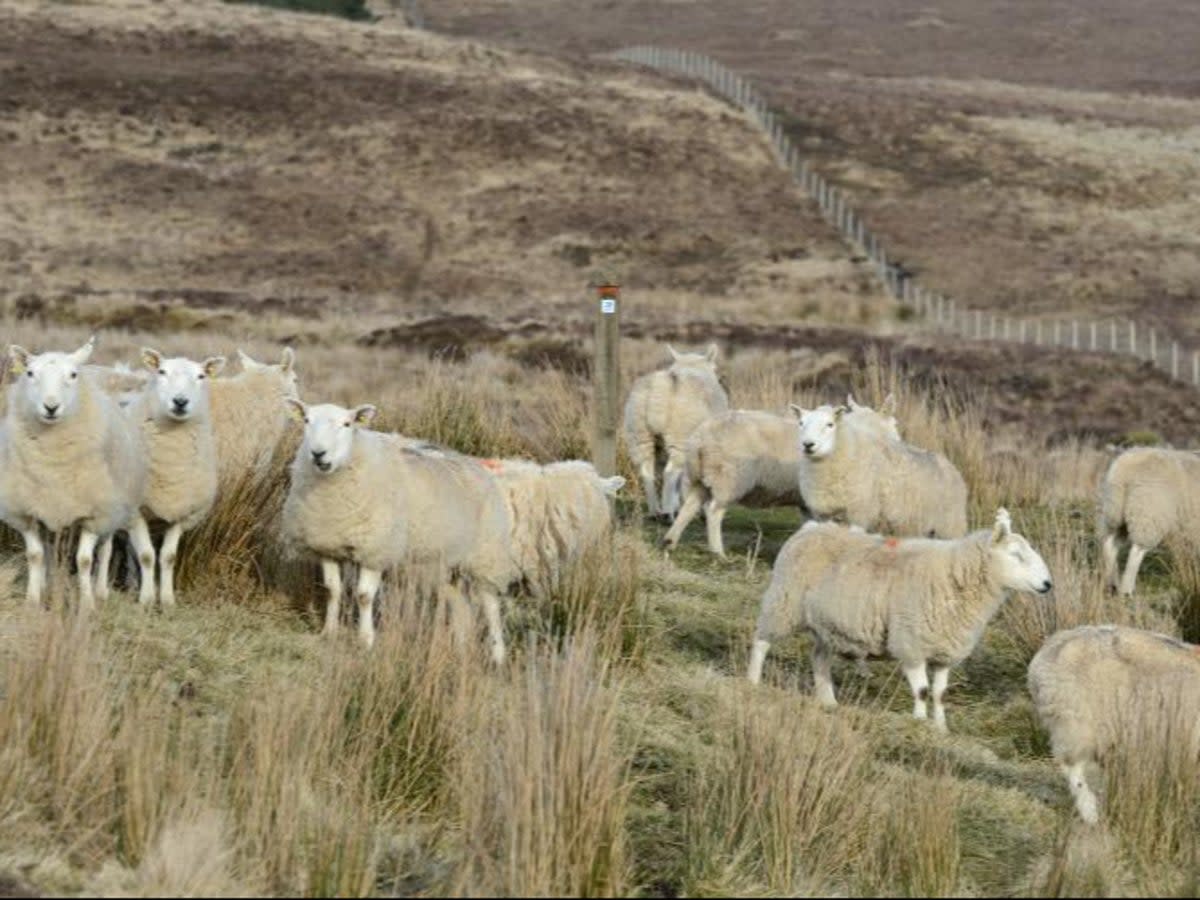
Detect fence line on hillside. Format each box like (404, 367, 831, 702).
(609, 46, 1200, 387)
(394, 8, 1198, 387)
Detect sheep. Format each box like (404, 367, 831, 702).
(1098, 446, 1200, 596)
(281, 400, 516, 659)
(623, 344, 728, 520)
(481, 457, 624, 594)
(1028, 625, 1200, 824)
(0, 337, 146, 611)
(796, 402, 968, 539)
(749, 509, 1053, 731)
(210, 347, 299, 482)
(662, 399, 900, 557)
(114, 349, 226, 608)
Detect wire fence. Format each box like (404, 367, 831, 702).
(610, 45, 1200, 387)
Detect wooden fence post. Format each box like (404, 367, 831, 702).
(592, 281, 621, 477)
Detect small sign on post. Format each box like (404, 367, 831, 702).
(592, 280, 622, 478)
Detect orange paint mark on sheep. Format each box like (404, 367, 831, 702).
(479, 458, 504, 473)
(884, 538, 900, 549)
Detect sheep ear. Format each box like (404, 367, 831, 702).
(834, 406, 848, 421)
(705, 343, 720, 364)
(992, 508, 1013, 543)
(284, 398, 307, 424)
(72, 335, 97, 365)
(880, 393, 897, 416)
(280, 347, 295, 373)
(237, 349, 263, 371)
(141, 347, 163, 372)
(353, 404, 377, 427)
(846, 393, 862, 410)
(203, 356, 226, 378)
(8, 345, 31, 376)
(667, 345, 681, 362)
(788, 403, 809, 421)
(602, 476, 626, 496)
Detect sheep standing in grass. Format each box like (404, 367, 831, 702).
(749, 509, 1052, 731)
(662, 399, 899, 557)
(483, 458, 624, 594)
(114, 349, 226, 608)
(1029, 625, 1200, 824)
(0, 338, 146, 610)
(1098, 447, 1200, 596)
(796, 403, 968, 539)
(623, 344, 728, 520)
(282, 400, 516, 658)
(210, 348, 299, 481)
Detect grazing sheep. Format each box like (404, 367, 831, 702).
(210, 348, 299, 481)
(662, 399, 899, 557)
(482, 458, 624, 593)
(1029, 625, 1200, 824)
(796, 403, 968, 539)
(749, 509, 1052, 731)
(282, 400, 516, 659)
(1098, 447, 1200, 596)
(0, 338, 146, 611)
(115, 349, 226, 608)
(623, 344, 728, 519)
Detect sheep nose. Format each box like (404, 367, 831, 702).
(172, 396, 189, 411)
(803, 441, 816, 453)
(1040, 579, 1053, 593)
(312, 449, 326, 461)
(42, 402, 60, 417)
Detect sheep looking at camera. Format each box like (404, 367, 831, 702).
(281, 400, 516, 659)
(623, 344, 728, 519)
(0, 337, 146, 611)
(115, 349, 226, 608)
(796, 403, 967, 539)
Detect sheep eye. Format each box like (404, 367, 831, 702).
(158, 369, 166, 376)
(26, 371, 33, 379)
(70, 371, 78, 380)
(197, 374, 206, 380)
(343, 421, 351, 428)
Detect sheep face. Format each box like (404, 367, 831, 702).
(794, 404, 844, 459)
(143, 349, 225, 422)
(287, 400, 377, 475)
(667, 343, 720, 375)
(7, 337, 95, 425)
(990, 508, 1053, 595)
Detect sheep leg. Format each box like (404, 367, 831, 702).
(902, 662, 931, 721)
(660, 448, 686, 520)
(158, 523, 184, 608)
(94, 536, 113, 604)
(1100, 532, 1121, 593)
(662, 486, 704, 551)
(355, 567, 382, 649)
(747, 638, 771, 685)
(320, 559, 342, 636)
(1118, 544, 1147, 597)
(812, 644, 838, 708)
(75, 529, 100, 614)
(128, 515, 157, 607)
(1063, 761, 1100, 825)
(443, 582, 474, 651)
(636, 453, 661, 518)
(21, 526, 46, 609)
(930, 666, 951, 732)
(704, 498, 728, 558)
(478, 588, 508, 666)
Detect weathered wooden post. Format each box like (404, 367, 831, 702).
(592, 279, 622, 477)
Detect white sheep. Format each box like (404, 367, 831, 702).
(749, 509, 1053, 731)
(210, 347, 299, 482)
(1028, 625, 1200, 824)
(662, 399, 900, 557)
(481, 457, 624, 593)
(1098, 447, 1200, 597)
(623, 344, 728, 519)
(282, 400, 516, 659)
(114, 349, 226, 608)
(796, 403, 968, 539)
(0, 338, 146, 611)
